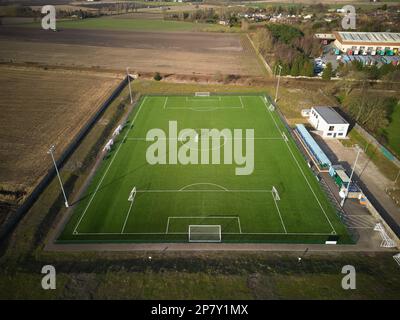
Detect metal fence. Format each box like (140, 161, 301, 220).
(354, 123, 400, 168)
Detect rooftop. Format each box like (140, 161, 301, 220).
(336, 31, 400, 44)
(312, 107, 348, 125)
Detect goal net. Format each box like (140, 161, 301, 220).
(374, 223, 396, 248)
(195, 92, 210, 97)
(268, 103, 275, 111)
(272, 186, 280, 201)
(394, 253, 400, 266)
(188, 225, 221, 242)
(128, 186, 136, 202)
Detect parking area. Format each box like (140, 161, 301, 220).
(316, 43, 400, 74)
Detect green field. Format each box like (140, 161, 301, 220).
(35, 18, 234, 33)
(59, 94, 350, 244)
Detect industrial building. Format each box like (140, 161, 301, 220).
(332, 31, 400, 55)
(308, 107, 349, 139)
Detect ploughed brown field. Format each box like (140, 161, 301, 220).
(0, 27, 263, 76)
(0, 66, 120, 201)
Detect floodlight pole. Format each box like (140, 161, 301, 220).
(126, 67, 133, 104)
(48, 145, 69, 208)
(340, 149, 361, 207)
(274, 65, 282, 103)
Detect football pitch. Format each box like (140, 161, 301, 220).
(58, 94, 351, 244)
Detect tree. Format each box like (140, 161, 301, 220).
(254, 28, 273, 56)
(301, 60, 314, 77)
(153, 72, 162, 81)
(290, 59, 300, 76)
(343, 92, 391, 132)
(322, 62, 333, 80)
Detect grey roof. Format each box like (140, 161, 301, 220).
(338, 32, 400, 44)
(313, 107, 348, 124)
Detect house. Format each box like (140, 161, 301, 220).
(308, 107, 349, 138)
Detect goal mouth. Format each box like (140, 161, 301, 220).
(188, 225, 221, 243)
(194, 92, 211, 97)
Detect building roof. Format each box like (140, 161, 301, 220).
(336, 170, 350, 183)
(314, 33, 336, 40)
(333, 31, 400, 46)
(295, 124, 332, 167)
(312, 107, 348, 125)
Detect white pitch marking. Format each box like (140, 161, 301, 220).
(272, 193, 287, 233)
(239, 96, 245, 109)
(259, 96, 337, 235)
(72, 97, 147, 234)
(121, 200, 134, 234)
(125, 137, 283, 141)
(163, 96, 168, 109)
(73, 231, 334, 236)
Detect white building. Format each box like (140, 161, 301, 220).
(333, 31, 400, 55)
(309, 107, 349, 139)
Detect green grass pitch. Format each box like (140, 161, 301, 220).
(58, 94, 351, 244)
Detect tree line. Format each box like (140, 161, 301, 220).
(254, 24, 320, 77)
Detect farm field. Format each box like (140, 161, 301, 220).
(59, 94, 350, 244)
(12, 14, 234, 33)
(53, 18, 235, 33)
(0, 27, 263, 76)
(0, 66, 120, 200)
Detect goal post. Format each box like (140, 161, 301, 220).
(195, 92, 210, 97)
(268, 103, 275, 111)
(128, 186, 136, 202)
(264, 95, 275, 111)
(374, 223, 396, 248)
(272, 186, 280, 201)
(188, 225, 221, 242)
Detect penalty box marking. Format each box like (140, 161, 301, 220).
(185, 97, 222, 102)
(117, 187, 272, 235)
(119, 187, 286, 236)
(164, 96, 245, 111)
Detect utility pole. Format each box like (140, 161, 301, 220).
(48, 145, 69, 208)
(340, 148, 361, 207)
(126, 67, 133, 104)
(274, 65, 282, 103)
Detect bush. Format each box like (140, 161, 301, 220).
(153, 72, 162, 81)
